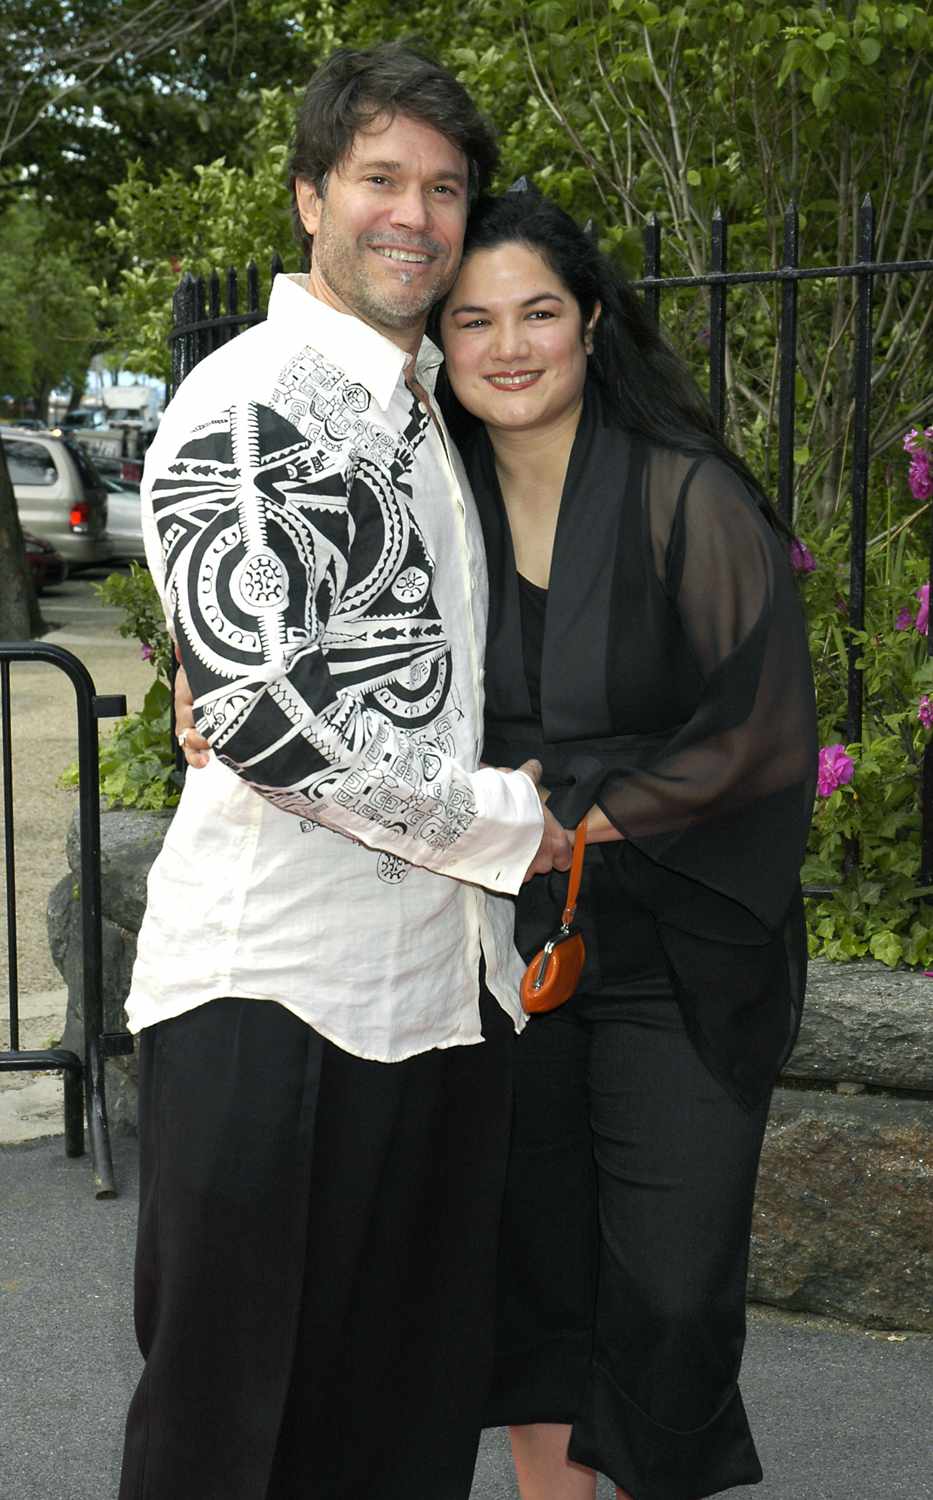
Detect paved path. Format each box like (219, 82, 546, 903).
(1, 568, 153, 1141)
(1, 1133, 932, 1500)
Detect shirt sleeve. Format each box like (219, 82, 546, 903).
(146, 396, 542, 893)
(565, 454, 816, 938)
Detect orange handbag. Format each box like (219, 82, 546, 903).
(519, 818, 588, 1014)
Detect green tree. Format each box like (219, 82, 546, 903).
(0, 0, 320, 261)
(503, 0, 932, 521)
(0, 201, 98, 414)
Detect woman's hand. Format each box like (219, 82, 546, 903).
(174, 662, 211, 769)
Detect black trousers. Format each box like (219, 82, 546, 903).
(484, 988, 770, 1500)
(119, 990, 513, 1500)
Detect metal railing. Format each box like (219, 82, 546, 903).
(0, 643, 130, 1197)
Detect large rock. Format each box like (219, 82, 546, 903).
(786, 959, 933, 1091)
(47, 807, 173, 1131)
(750, 1088, 933, 1332)
(65, 806, 174, 934)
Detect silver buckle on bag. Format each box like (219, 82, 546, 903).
(531, 924, 574, 991)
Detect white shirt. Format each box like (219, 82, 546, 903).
(126, 274, 543, 1058)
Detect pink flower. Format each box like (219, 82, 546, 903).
(916, 583, 929, 637)
(817, 743, 855, 798)
(919, 696, 933, 731)
(895, 605, 914, 631)
(908, 452, 933, 502)
(140, 643, 153, 661)
(903, 428, 922, 454)
(789, 537, 816, 573)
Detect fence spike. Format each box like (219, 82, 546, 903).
(642, 214, 661, 324)
(246, 260, 260, 313)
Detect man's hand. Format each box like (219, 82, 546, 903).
(174, 663, 211, 769)
(517, 759, 573, 883)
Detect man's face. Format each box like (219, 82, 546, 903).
(295, 112, 470, 351)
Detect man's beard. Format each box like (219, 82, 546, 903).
(313, 220, 454, 329)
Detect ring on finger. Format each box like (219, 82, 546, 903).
(177, 729, 190, 750)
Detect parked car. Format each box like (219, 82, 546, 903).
(1, 427, 109, 568)
(103, 475, 148, 563)
(23, 530, 68, 591)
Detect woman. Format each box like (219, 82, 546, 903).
(434, 191, 816, 1500)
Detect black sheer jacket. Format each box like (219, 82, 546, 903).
(462, 383, 818, 1109)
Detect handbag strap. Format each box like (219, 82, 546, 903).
(561, 818, 589, 927)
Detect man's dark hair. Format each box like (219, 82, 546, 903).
(287, 40, 499, 254)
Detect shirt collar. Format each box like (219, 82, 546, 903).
(269, 273, 444, 410)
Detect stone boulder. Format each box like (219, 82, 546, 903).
(786, 959, 933, 1091)
(749, 1088, 932, 1331)
(47, 807, 173, 1131)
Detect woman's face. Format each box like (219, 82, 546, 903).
(440, 242, 596, 438)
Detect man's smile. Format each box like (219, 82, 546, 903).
(371, 246, 434, 264)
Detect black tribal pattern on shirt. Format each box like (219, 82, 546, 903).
(149, 348, 477, 851)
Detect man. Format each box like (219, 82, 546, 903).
(119, 40, 571, 1500)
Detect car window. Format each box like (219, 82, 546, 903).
(68, 440, 102, 489)
(2, 439, 58, 486)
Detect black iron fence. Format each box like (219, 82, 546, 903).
(167, 201, 933, 874)
(0, 644, 131, 1197)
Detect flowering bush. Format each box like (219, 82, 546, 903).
(904, 426, 933, 502)
(800, 427, 933, 966)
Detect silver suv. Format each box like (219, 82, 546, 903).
(2, 427, 109, 568)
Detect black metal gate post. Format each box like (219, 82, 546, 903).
(0, 642, 130, 1197)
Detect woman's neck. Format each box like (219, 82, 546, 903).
(486, 401, 584, 588)
(487, 402, 582, 509)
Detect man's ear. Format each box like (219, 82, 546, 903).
(294, 177, 323, 238)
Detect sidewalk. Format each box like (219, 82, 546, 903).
(0, 570, 153, 1142)
(1, 1133, 932, 1500)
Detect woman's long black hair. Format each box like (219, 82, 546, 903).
(434, 191, 783, 525)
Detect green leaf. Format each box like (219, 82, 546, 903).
(859, 36, 882, 63)
(812, 76, 834, 110)
(142, 678, 172, 719)
(815, 32, 838, 51)
(869, 930, 904, 967)
(686, 168, 702, 186)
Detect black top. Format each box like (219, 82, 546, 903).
(516, 573, 546, 720)
(462, 380, 818, 1109)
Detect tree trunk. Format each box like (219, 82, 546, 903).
(0, 441, 43, 639)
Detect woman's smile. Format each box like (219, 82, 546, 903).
(483, 370, 544, 390)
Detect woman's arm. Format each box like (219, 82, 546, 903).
(585, 805, 625, 844)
